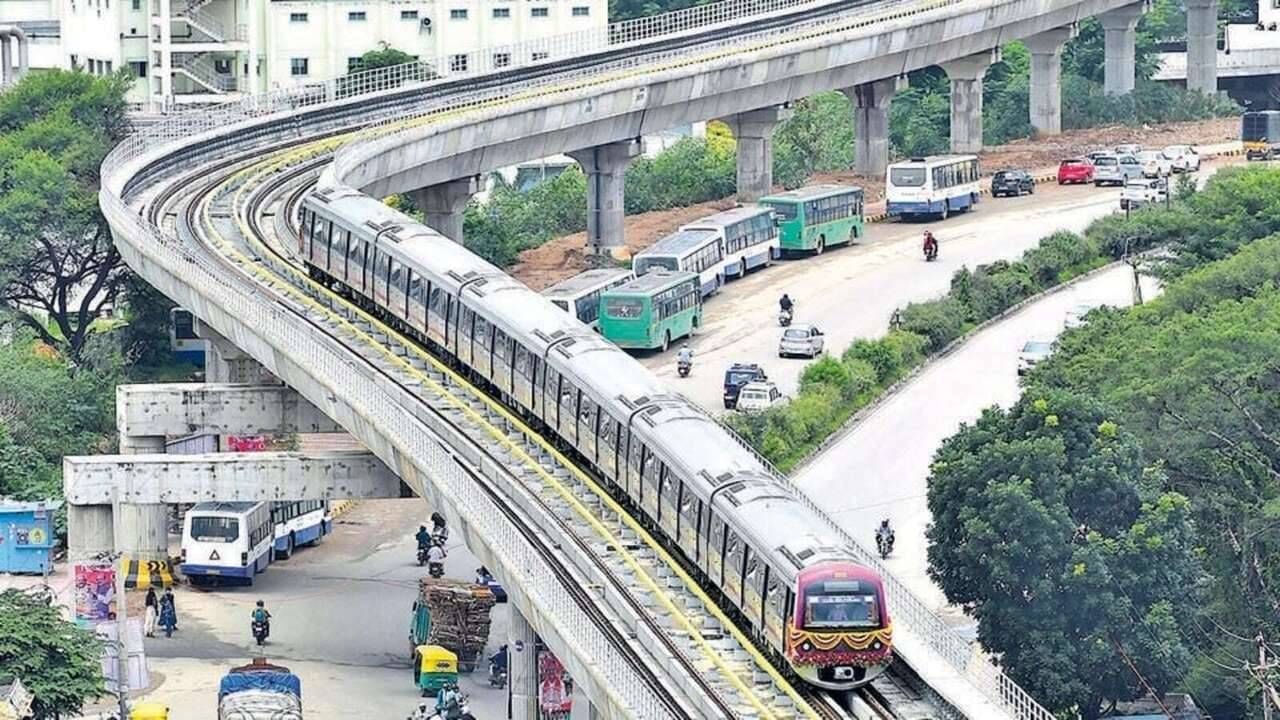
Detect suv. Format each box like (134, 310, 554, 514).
(1092, 154, 1143, 186)
(723, 363, 767, 409)
(736, 381, 785, 413)
(778, 325, 826, 358)
(1137, 151, 1173, 178)
(1057, 158, 1094, 185)
(1120, 178, 1168, 210)
(991, 169, 1034, 197)
(1162, 145, 1201, 173)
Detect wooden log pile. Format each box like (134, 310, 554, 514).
(419, 577, 496, 671)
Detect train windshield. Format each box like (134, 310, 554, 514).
(804, 581, 879, 628)
(190, 517, 239, 543)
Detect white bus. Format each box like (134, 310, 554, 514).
(271, 500, 331, 559)
(679, 206, 778, 281)
(542, 268, 634, 329)
(885, 155, 981, 221)
(633, 228, 725, 298)
(181, 502, 274, 586)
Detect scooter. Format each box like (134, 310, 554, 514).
(875, 533, 895, 560)
(252, 620, 269, 646)
(428, 561, 445, 579)
(417, 545, 429, 567)
(923, 242, 938, 262)
(778, 307, 794, 327)
(430, 697, 475, 720)
(677, 359, 691, 378)
(488, 659, 508, 688)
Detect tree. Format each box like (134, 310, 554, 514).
(0, 589, 104, 719)
(354, 43, 417, 72)
(0, 69, 132, 362)
(927, 390, 1200, 718)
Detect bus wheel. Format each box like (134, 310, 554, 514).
(816, 236, 826, 255)
(739, 258, 748, 277)
(940, 204, 950, 220)
(661, 331, 671, 353)
(284, 533, 296, 559)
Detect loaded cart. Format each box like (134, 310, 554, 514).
(410, 577, 496, 672)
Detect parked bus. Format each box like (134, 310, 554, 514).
(598, 270, 702, 352)
(541, 268, 634, 329)
(679, 205, 778, 280)
(270, 500, 331, 559)
(1242, 110, 1280, 160)
(181, 502, 274, 585)
(885, 155, 980, 220)
(633, 229, 724, 298)
(758, 184, 865, 255)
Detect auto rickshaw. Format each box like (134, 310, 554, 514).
(414, 644, 458, 696)
(129, 703, 170, 720)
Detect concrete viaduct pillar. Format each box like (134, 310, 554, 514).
(410, 176, 479, 244)
(841, 77, 905, 177)
(508, 605, 538, 720)
(1, 36, 10, 88)
(197, 318, 277, 385)
(723, 105, 793, 202)
(568, 140, 641, 259)
(941, 49, 1000, 154)
(1100, 4, 1145, 96)
(116, 434, 170, 563)
(1026, 27, 1076, 136)
(1185, 0, 1219, 95)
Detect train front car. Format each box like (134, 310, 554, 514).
(787, 562, 892, 689)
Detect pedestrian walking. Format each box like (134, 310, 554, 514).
(144, 587, 158, 637)
(159, 588, 177, 638)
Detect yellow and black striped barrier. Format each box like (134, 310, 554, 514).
(121, 557, 175, 589)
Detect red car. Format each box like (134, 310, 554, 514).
(1057, 158, 1094, 185)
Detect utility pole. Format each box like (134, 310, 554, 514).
(1122, 237, 1143, 306)
(98, 550, 129, 719)
(1254, 632, 1280, 720)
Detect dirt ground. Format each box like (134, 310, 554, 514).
(511, 116, 1239, 290)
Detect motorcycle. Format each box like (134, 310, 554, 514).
(923, 239, 938, 262)
(488, 659, 508, 688)
(430, 698, 475, 720)
(417, 545, 429, 567)
(778, 307, 794, 327)
(677, 359, 691, 378)
(252, 620, 269, 646)
(875, 532, 895, 560)
(428, 560, 445, 579)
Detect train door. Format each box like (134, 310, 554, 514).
(722, 529, 746, 608)
(677, 489, 700, 564)
(764, 573, 787, 651)
(658, 471, 679, 538)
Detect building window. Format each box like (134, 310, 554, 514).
(530, 6, 548, 16)
(131, 0, 139, 9)
(400, 9, 418, 19)
(492, 7, 509, 17)
(129, 60, 146, 77)
(532, 51, 548, 61)
(348, 10, 367, 20)
(449, 54, 467, 72)
(572, 5, 588, 15)
(289, 12, 307, 21)
(493, 52, 510, 67)
(449, 8, 467, 18)
(290, 57, 308, 76)
(348, 57, 362, 73)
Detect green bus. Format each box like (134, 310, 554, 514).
(598, 270, 702, 352)
(758, 184, 865, 255)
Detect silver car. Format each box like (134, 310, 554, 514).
(1018, 340, 1054, 376)
(1092, 154, 1144, 186)
(778, 325, 825, 358)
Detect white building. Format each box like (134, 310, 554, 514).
(1, 0, 605, 107)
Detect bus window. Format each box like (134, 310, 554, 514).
(605, 297, 643, 319)
(891, 166, 926, 187)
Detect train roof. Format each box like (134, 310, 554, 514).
(681, 204, 772, 228)
(606, 270, 698, 295)
(191, 501, 261, 514)
(542, 268, 633, 299)
(636, 229, 718, 257)
(760, 184, 862, 202)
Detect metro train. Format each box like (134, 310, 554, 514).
(298, 186, 893, 690)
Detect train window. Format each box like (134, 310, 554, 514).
(428, 287, 443, 313)
(724, 532, 745, 592)
(493, 329, 509, 361)
(543, 366, 559, 411)
(525, 352, 539, 383)
(598, 414, 614, 448)
(578, 395, 595, 428)
(334, 230, 348, 259)
(642, 447, 661, 487)
(410, 275, 424, 305)
(474, 316, 489, 347)
(627, 434, 643, 479)
(709, 517, 726, 576)
(513, 345, 528, 377)
(348, 236, 363, 265)
(390, 259, 404, 288)
(746, 552, 766, 607)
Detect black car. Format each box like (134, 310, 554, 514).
(991, 169, 1035, 197)
(723, 363, 767, 409)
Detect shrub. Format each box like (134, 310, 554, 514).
(1022, 231, 1099, 286)
(800, 356, 850, 392)
(843, 331, 927, 384)
(840, 358, 879, 402)
(897, 297, 968, 352)
(963, 261, 1039, 320)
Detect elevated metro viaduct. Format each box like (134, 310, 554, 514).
(359, 0, 1220, 256)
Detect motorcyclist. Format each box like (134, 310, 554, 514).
(415, 525, 431, 551)
(677, 344, 693, 367)
(491, 644, 508, 675)
(409, 701, 433, 720)
(251, 600, 272, 638)
(875, 519, 895, 553)
(922, 231, 938, 259)
(435, 681, 464, 719)
(431, 512, 449, 545)
(427, 540, 447, 577)
(779, 294, 794, 314)
(475, 566, 494, 585)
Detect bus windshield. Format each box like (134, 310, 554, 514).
(805, 593, 879, 628)
(889, 167, 926, 187)
(635, 256, 679, 275)
(191, 517, 239, 543)
(766, 202, 798, 221)
(604, 297, 644, 319)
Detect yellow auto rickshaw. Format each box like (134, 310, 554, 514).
(129, 703, 170, 720)
(414, 644, 458, 696)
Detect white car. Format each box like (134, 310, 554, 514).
(1064, 301, 1106, 329)
(1018, 340, 1054, 376)
(1161, 145, 1201, 173)
(736, 381, 786, 412)
(1136, 151, 1173, 178)
(1114, 143, 1143, 156)
(778, 325, 825, 358)
(1120, 178, 1168, 210)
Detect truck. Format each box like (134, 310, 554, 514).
(218, 658, 302, 720)
(409, 577, 497, 672)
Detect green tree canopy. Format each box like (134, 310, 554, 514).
(927, 390, 1200, 719)
(0, 69, 132, 361)
(354, 44, 417, 71)
(0, 589, 104, 719)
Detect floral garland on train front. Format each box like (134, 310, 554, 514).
(785, 623, 893, 667)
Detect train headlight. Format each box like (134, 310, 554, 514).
(832, 666, 855, 680)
